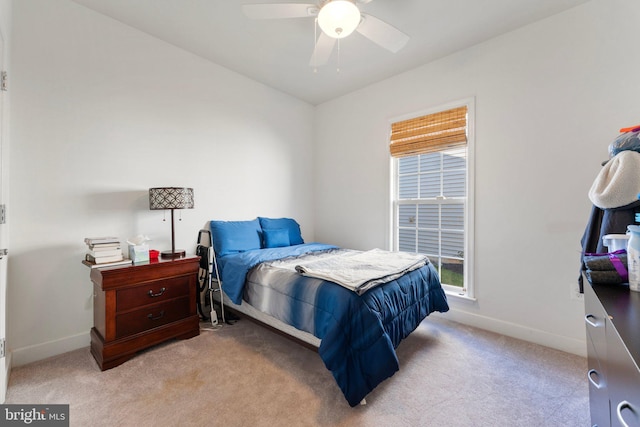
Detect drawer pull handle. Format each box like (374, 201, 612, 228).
(585, 314, 600, 328)
(587, 369, 603, 389)
(617, 401, 635, 427)
(147, 310, 165, 321)
(148, 287, 166, 298)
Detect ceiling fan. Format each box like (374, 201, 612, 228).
(242, 0, 410, 67)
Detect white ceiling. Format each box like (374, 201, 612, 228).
(70, 0, 590, 105)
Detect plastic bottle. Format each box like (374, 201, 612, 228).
(626, 225, 640, 292)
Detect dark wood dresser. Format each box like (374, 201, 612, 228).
(88, 256, 200, 370)
(584, 280, 640, 427)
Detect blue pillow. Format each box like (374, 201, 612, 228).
(210, 219, 262, 256)
(258, 217, 304, 245)
(263, 228, 290, 248)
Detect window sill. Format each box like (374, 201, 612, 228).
(444, 289, 477, 303)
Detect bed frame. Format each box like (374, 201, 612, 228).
(221, 296, 321, 351)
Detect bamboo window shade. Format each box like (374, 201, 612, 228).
(389, 106, 468, 158)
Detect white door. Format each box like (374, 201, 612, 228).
(0, 26, 7, 404)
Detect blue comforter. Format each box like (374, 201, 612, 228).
(216, 244, 449, 406)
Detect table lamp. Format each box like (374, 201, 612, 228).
(149, 187, 194, 258)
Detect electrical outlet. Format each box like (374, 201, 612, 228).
(569, 282, 584, 301)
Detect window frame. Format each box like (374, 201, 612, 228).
(388, 98, 475, 300)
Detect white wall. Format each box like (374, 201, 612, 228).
(8, 0, 315, 365)
(314, 0, 640, 356)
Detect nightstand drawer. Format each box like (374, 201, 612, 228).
(115, 296, 191, 338)
(116, 276, 190, 312)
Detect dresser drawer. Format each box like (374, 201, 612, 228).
(585, 283, 608, 359)
(607, 326, 640, 427)
(116, 276, 190, 312)
(587, 336, 610, 427)
(115, 296, 191, 338)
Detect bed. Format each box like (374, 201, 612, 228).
(202, 217, 449, 407)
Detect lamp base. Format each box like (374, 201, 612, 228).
(161, 249, 186, 259)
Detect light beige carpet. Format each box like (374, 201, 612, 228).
(5, 314, 589, 426)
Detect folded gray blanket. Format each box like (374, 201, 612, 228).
(583, 253, 628, 270)
(585, 269, 626, 285)
(583, 250, 628, 285)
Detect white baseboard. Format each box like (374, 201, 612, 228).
(10, 332, 90, 368)
(432, 309, 587, 357)
(0, 352, 9, 403)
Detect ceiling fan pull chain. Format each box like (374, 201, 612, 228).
(337, 38, 341, 74)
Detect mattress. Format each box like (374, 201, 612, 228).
(220, 293, 321, 348)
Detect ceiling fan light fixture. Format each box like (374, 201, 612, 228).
(318, 0, 361, 39)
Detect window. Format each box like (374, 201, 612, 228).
(390, 102, 474, 298)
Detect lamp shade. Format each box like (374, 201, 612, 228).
(318, 0, 361, 39)
(149, 187, 194, 210)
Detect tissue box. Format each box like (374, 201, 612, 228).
(128, 244, 150, 263)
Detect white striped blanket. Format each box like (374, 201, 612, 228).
(295, 248, 429, 295)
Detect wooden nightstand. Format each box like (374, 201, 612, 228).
(87, 256, 200, 370)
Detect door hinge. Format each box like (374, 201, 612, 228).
(0, 204, 6, 224)
(0, 338, 5, 358)
(1, 71, 7, 92)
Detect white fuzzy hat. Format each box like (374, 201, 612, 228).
(589, 150, 640, 209)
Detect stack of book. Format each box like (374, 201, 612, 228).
(84, 237, 130, 268)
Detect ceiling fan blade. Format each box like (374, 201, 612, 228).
(242, 3, 318, 20)
(356, 13, 409, 53)
(356, 0, 374, 4)
(309, 32, 337, 67)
